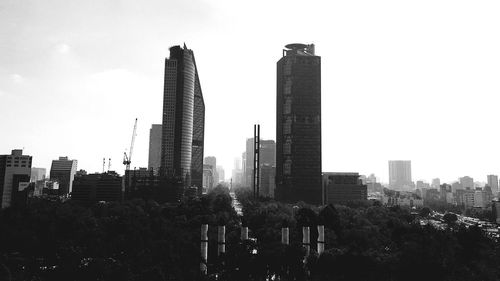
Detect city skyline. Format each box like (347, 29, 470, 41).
(1, 0, 500, 183)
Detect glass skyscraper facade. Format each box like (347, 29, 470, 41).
(275, 43, 322, 205)
(161, 44, 205, 196)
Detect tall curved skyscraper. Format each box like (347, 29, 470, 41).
(275, 43, 322, 205)
(161, 44, 205, 197)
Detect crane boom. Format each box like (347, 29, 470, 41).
(123, 118, 138, 171)
(129, 118, 138, 165)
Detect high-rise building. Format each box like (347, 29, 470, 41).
(216, 165, 225, 183)
(487, 175, 499, 195)
(50, 156, 77, 196)
(202, 164, 214, 192)
(244, 138, 276, 189)
(148, 124, 162, 173)
(459, 176, 474, 190)
(0, 149, 32, 208)
(431, 178, 441, 189)
(160, 44, 205, 198)
(275, 43, 322, 205)
(30, 168, 46, 182)
(204, 156, 218, 184)
(388, 160, 412, 189)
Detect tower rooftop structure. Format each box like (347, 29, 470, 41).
(283, 43, 315, 56)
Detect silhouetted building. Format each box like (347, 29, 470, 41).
(148, 124, 162, 173)
(492, 201, 500, 224)
(30, 168, 46, 182)
(276, 43, 322, 205)
(160, 44, 205, 199)
(322, 173, 367, 204)
(260, 164, 276, 198)
(0, 150, 32, 208)
(388, 160, 412, 190)
(50, 156, 77, 196)
(71, 172, 122, 205)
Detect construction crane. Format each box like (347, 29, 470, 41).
(123, 118, 138, 171)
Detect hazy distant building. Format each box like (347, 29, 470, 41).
(451, 181, 462, 193)
(0, 149, 32, 208)
(388, 160, 412, 190)
(322, 173, 367, 204)
(431, 178, 441, 189)
(276, 43, 322, 205)
(474, 188, 487, 208)
(202, 164, 214, 191)
(148, 124, 162, 173)
(204, 156, 218, 184)
(216, 165, 225, 183)
(30, 168, 46, 182)
(459, 176, 474, 190)
(160, 44, 205, 198)
(50, 156, 77, 196)
(231, 156, 243, 186)
(365, 174, 383, 193)
(487, 175, 499, 195)
(72, 172, 122, 206)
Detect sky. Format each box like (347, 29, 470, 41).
(1, 0, 500, 184)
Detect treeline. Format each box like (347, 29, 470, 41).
(1, 186, 499, 281)
(0, 186, 237, 281)
(231, 188, 500, 281)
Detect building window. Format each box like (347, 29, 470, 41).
(284, 159, 292, 175)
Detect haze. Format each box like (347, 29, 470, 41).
(1, 0, 499, 184)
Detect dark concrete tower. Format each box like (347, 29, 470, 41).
(161, 44, 205, 196)
(275, 43, 322, 205)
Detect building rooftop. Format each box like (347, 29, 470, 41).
(283, 43, 315, 56)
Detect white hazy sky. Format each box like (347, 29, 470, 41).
(1, 0, 500, 184)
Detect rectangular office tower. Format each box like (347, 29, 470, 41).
(0, 150, 32, 208)
(388, 160, 412, 190)
(148, 124, 162, 173)
(50, 156, 77, 196)
(275, 43, 322, 205)
(160, 44, 205, 198)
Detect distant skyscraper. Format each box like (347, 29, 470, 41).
(148, 124, 162, 173)
(244, 138, 276, 189)
(0, 149, 32, 208)
(204, 156, 218, 184)
(160, 44, 205, 196)
(487, 175, 499, 195)
(388, 160, 412, 189)
(431, 178, 441, 189)
(460, 176, 474, 190)
(30, 167, 46, 182)
(216, 165, 225, 183)
(276, 43, 322, 205)
(50, 156, 77, 195)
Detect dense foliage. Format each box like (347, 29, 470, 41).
(1, 186, 499, 281)
(0, 186, 238, 281)
(230, 188, 500, 281)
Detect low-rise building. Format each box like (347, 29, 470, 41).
(322, 172, 367, 204)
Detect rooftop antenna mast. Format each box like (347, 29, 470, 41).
(108, 158, 111, 171)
